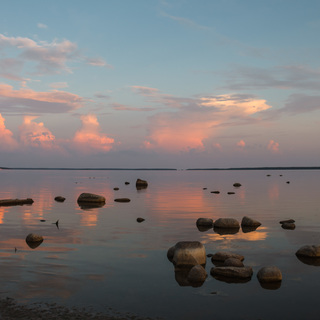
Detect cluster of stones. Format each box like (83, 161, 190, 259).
(280, 219, 296, 230)
(196, 216, 262, 233)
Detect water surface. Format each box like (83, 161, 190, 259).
(0, 169, 319, 319)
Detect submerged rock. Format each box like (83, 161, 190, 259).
(186, 265, 207, 285)
(114, 198, 131, 203)
(233, 182, 242, 187)
(211, 191, 220, 194)
(0, 198, 34, 206)
(211, 251, 244, 263)
(257, 266, 282, 283)
(281, 222, 295, 230)
(136, 217, 145, 223)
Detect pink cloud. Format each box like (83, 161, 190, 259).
(19, 116, 56, 148)
(0, 83, 84, 113)
(268, 140, 279, 152)
(73, 114, 114, 153)
(237, 140, 246, 147)
(0, 113, 18, 150)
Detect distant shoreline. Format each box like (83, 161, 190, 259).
(1, 166, 320, 171)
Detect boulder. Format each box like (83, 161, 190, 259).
(136, 217, 145, 223)
(211, 251, 244, 262)
(77, 193, 105, 203)
(257, 266, 282, 283)
(113, 187, 119, 191)
(196, 218, 213, 227)
(114, 198, 131, 203)
(168, 241, 206, 267)
(0, 198, 34, 206)
(241, 216, 261, 228)
(224, 258, 244, 267)
(136, 179, 148, 189)
(186, 265, 207, 284)
(296, 245, 320, 258)
(210, 266, 253, 279)
(280, 219, 295, 224)
(125, 182, 130, 185)
(26, 233, 43, 242)
(214, 218, 240, 229)
(233, 182, 242, 187)
(281, 222, 295, 230)
(54, 196, 65, 202)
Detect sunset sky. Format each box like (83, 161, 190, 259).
(0, 0, 319, 168)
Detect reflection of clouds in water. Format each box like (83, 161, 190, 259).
(0, 206, 9, 224)
(200, 227, 268, 245)
(268, 184, 279, 200)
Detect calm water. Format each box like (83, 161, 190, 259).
(0, 169, 319, 319)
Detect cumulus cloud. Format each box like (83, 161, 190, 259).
(268, 140, 279, 152)
(0, 83, 84, 114)
(19, 116, 56, 148)
(73, 114, 114, 153)
(0, 113, 18, 150)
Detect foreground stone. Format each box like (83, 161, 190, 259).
(211, 251, 244, 263)
(114, 198, 131, 203)
(210, 266, 253, 279)
(281, 222, 295, 230)
(296, 245, 320, 258)
(257, 266, 282, 283)
(0, 198, 34, 206)
(167, 241, 206, 267)
(77, 193, 105, 203)
(241, 216, 261, 228)
(26, 233, 43, 243)
(196, 218, 213, 227)
(214, 218, 240, 229)
(224, 258, 244, 267)
(186, 265, 207, 284)
(54, 196, 65, 202)
(136, 179, 148, 189)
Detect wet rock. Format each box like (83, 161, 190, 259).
(196, 218, 213, 227)
(296, 245, 320, 258)
(233, 182, 242, 187)
(286, 181, 290, 184)
(280, 219, 295, 224)
(211, 251, 244, 263)
(136, 179, 148, 190)
(257, 266, 282, 283)
(281, 222, 295, 230)
(227, 192, 235, 195)
(186, 265, 207, 285)
(137, 217, 145, 223)
(0, 198, 34, 206)
(211, 191, 220, 194)
(214, 218, 240, 229)
(114, 198, 131, 203)
(241, 216, 261, 228)
(210, 266, 253, 279)
(223, 258, 244, 267)
(26, 233, 43, 249)
(113, 187, 119, 191)
(125, 182, 130, 185)
(168, 241, 206, 267)
(77, 193, 105, 203)
(203, 188, 207, 190)
(54, 196, 65, 202)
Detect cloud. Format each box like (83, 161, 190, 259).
(0, 33, 111, 76)
(73, 114, 114, 153)
(37, 23, 48, 29)
(111, 102, 155, 112)
(237, 140, 246, 147)
(49, 82, 68, 89)
(282, 94, 320, 115)
(268, 140, 279, 152)
(0, 113, 18, 150)
(19, 116, 56, 148)
(0, 83, 84, 114)
(223, 65, 320, 91)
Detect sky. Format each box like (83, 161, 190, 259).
(0, 0, 319, 168)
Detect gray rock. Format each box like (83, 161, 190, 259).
(169, 241, 206, 267)
(296, 245, 320, 258)
(224, 258, 244, 267)
(196, 218, 213, 227)
(211, 251, 244, 262)
(241, 216, 261, 228)
(210, 266, 253, 279)
(257, 266, 282, 283)
(214, 218, 240, 229)
(77, 193, 105, 203)
(187, 265, 207, 284)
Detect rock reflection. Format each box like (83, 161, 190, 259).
(241, 226, 259, 233)
(296, 255, 320, 266)
(197, 225, 212, 232)
(258, 281, 282, 290)
(211, 274, 251, 284)
(78, 202, 105, 210)
(26, 240, 43, 249)
(174, 266, 206, 288)
(214, 227, 240, 235)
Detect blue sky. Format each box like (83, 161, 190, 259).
(0, 0, 319, 168)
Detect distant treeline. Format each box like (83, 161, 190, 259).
(186, 167, 320, 170)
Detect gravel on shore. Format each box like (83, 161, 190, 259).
(0, 297, 157, 320)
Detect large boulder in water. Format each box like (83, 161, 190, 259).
(77, 193, 105, 203)
(210, 266, 253, 279)
(296, 245, 320, 258)
(26, 233, 43, 249)
(211, 251, 244, 263)
(257, 266, 282, 283)
(196, 218, 213, 227)
(167, 241, 206, 267)
(214, 218, 240, 229)
(136, 179, 148, 189)
(241, 216, 261, 228)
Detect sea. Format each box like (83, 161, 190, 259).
(0, 168, 319, 320)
